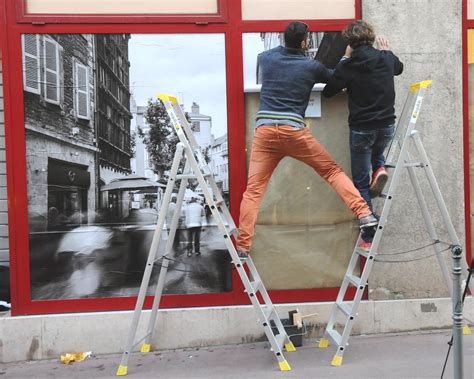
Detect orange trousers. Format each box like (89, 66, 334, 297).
(236, 125, 371, 252)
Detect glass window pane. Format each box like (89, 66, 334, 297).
(23, 33, 229, 300)
(26, 0, 217, 14)
(242, 0, 355, 21)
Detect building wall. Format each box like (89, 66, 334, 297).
(364, 0, 465, 299)
(0, 58, 8, 267)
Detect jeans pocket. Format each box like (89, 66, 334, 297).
(376, 125, 396, 147)
(350, 130, 376, 152)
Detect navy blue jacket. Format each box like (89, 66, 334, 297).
(323, 45, 403, 130)
(257, 46, 331, 128)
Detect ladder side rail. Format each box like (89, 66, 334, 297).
(245, 258, 290, 342)
(411, 131, 473, 292)
(170, 101, 202, 153)
(405, 153, 454, 296)
(242, 258, 288, 357)
(169, 102, 214, 180)
(143, 162, 191, 347)
(181, 147, 243, 267)
(161, 95, 293, 370)
(206, 178, 237, 234)
(322, 86, 427, 359)
(118, 143, 185, 373)
(337, 250, 378, 347)
(411, 131, 461, 246)
(385, 90, 418, 166)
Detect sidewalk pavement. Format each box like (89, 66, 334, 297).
(0, 330, 472, 378)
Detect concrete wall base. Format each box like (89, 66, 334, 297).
(0, 297, 472, 363)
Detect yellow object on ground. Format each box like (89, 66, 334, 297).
(60, 351, 91, 364)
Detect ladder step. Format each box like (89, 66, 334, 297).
(336, 301, 352, 316)
(346, 274, 362, 287)
(250, 279, 263, 292)
(176, 173, 212, 180)
(262, 305, 275, 321)
(327, 329, 342, 346)
(354, 247, 369, 258)
(227, 227, 238, 236)
(385, 164, 395, 168)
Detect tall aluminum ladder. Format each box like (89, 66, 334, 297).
(318, 80, 473, 366)
(116, 94, 296, 376)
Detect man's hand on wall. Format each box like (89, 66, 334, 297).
(375, 36, 390, 51)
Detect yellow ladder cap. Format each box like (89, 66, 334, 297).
(331, 355, 343, 367)
(157, 93, 178, 104)
(278, 360, 292, 371)
(140, 343, 151, 353)
(284, 341, 296, 352)
(463, 325, 472, 335)
(116, 365, 128, 376)
(318, 338, 329, 348)
(410, 80, 432, 93)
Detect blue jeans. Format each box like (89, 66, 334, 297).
(350, 125, 395, 241)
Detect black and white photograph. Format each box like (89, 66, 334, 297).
(22, 33, 231, 300)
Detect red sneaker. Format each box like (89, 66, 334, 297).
(358, 239, 372, 252)
(369, 167, 388, 198)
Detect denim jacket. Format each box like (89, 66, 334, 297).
(257, 45, 331, 128)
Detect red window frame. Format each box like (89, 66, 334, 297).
(463, 0, 473, 267)
(1, 0, 362, 315)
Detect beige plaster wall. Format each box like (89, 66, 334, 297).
(242, 0, 355, 20)
(364, 0, 465, 300)
(25, 0, 217, 14)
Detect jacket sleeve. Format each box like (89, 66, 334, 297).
(322, 60, 348, 98)
(391, 52, 404, 76)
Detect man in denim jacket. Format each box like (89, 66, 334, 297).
(323, 20, 404, 250)
(235, 21, 378, 260)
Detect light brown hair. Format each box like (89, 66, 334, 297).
(342, 20, 375, 48)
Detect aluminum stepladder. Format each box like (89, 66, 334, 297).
(318, 80, 473, 366)
(116, 94, 296, 376)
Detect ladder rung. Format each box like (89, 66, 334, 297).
(404, 161, 423, 167)
(176, 173, 212, 180)
(379, 193, 388, 199)
(227, 227, 238, 236)
(385, 164, 395, 168)
(346, 274, 362, 287)
(250, 279, 263, 292)
(336, 301, 352, 316)
(354, 247, 369, 258)
(263, 305, 275, 321)
(327, 329, 342, 346)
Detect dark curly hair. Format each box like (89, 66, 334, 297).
(342, 20, 375, 48)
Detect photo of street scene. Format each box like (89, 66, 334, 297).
(21, 33, 231, 299)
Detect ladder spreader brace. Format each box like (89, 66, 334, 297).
(116, 94, 296, 376)
(318, 80, 473, 367)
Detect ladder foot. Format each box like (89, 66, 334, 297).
(463, 325, 472, 335)
(284, 342, 296, 352)
(331, 355, 343, 367)
(116, 365, 128, 376)
(278, 360, 291, 371)
(318, 338, 329, 348)
(140, 343, 151, 353)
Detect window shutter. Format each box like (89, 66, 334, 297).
(75, 62, 90, 120)
(43, 37, 60, 104)
(22, 34, 41, 94)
